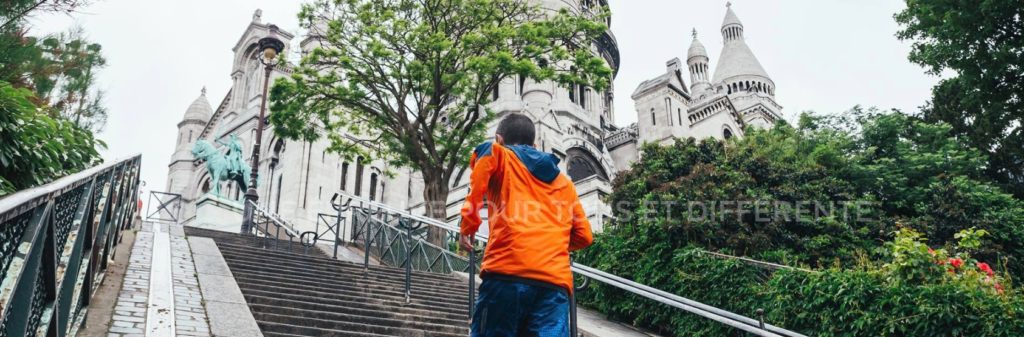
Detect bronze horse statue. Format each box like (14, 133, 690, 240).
(192, 134, 252, 199)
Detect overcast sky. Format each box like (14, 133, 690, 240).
(29, 0, 939, 197)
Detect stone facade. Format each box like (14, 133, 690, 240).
(608, 3, 783, 165)
(165, 2, 778, 234)
(166, 13, 407, 232)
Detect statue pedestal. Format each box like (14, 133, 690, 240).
(194, 194, 244, 233)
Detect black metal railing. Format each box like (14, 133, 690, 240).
(0, 155, 142, 337)
(331, 190, 808, 337)
(144, 191, 182, 224)
(245, 200, 313, 255)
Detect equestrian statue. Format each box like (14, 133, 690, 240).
(191, 134, 252, 199)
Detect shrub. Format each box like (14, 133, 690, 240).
(578, 228, 1024, 336)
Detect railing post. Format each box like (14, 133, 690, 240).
(333, 202, 343, 259)
(362, 208, 371, 276)
(570, 256, 578, 337)
(468, 235, 476, 320)
(403, 219, 413, 303)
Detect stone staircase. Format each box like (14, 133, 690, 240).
(185, 227, 471, 337)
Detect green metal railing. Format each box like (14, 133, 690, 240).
(0, 155, 142, 337)
(332, 190, 809, 337)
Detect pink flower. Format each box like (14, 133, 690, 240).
(995, 283, 1005, 295)
(977, 262, 995, 277)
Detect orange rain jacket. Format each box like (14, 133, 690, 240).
(460, 142, 594, 293)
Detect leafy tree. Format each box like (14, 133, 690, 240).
(0, 0, 94, 29)
(270, 0, 612, 231)
(0, 0, 105, 195)
(31, 27, 108, 132)
(604, 109, 1024, 273)
(0, 80, 102, 195)
(895, 0, 1024, 197)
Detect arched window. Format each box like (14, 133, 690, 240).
(340, 162, 349, 191)
(274, 175, 283, 213)
(678, 108, 683, 126)
(566, 148, 609, 182)
(355, 156, 365, 196)
(650, 108, 656, 126)
(580, 85, 588, 109)
(665, 98, 673, 126)
(188, 130, 193, 143)
(724, 127, 734, 139)
(369, 172, 378, 201)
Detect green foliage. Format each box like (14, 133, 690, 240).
(0, 1, 105, 196)
(895, 0, 1024, 197)
(270, 0, 612, 218)
(31, 28, 108, 132)
(606, 109, 1024, 274)
(580, 110, 1024, 335)
(0, 28, 108, 132)
(764, 267, 1022, 337)
(0, 80, 102, 196)
(579, 227, 1024, 337)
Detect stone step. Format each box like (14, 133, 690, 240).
(220, 253, 471, 303)
(258, 321, 394, 337)
(249, 302, 468, 334)
(190, 227, 471, 336)
(215, 240, 469, 284)
(238, 280, 469, 318)
(253, 311, 467, 337)
(185, 226, 320, 252)
(230, 267, 458, 302)
(216, 243, 471, 295)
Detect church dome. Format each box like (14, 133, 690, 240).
(711, 4, 772, 84)
(183, 88, 212, 122)
(687, 36, 708, 60)
(722, 3, 743, 28)
(712, 40, 770, 83)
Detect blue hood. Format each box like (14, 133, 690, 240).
(506, 144, 561, 184)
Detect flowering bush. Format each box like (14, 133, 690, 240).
(886, 227, 1005, 295)
(579, 227, 1024, 336)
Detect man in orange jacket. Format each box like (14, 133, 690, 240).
(460, 113, 594, 337)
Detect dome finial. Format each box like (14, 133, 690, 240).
(726, 1, 732, 8)
(692, 28, 698, 39)
(201, 86, 207, 96)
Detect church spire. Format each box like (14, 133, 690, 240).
(687, 28, 711, 94)
(721, 2, 744, 43)
(711, 3, 775, 97)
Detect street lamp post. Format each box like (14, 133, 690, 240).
(241, 26, 285, 234)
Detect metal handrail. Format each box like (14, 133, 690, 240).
(332, 190, 808, 337)
(247, 200, 301, 238)
(245, 200, 311, 254)
(0, 155, 142, 337)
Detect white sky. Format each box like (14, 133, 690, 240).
(28, 0, 939, 197)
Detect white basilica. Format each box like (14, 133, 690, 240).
(607, 3, 782, 170)
(165, 3, 780, 233)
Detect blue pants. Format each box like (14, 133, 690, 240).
(471, 278, 570, 337)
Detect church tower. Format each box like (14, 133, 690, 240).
(686, 29, 711, 95)
(712, 2, 775, 98)
(711, 2, 781, 128)
(167, 88, 212, 197)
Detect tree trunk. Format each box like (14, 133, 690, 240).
(421, 170, 450, 246)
